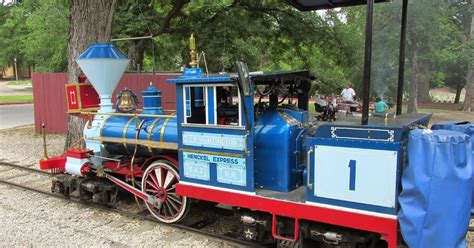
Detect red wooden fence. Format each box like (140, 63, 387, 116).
(32, 72, 179, 134)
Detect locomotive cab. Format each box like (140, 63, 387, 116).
(169, 65, 315, 195)
(169, 66, 256, 192)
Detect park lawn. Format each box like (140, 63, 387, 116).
(6, 80, 32, 86)
(396, 107, 462, 114)
(0, 95, 33, 103)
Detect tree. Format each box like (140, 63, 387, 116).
(0, 2, 28, 73)
(22, 0, 69, 72)
(65, 0, 118, 148)
(405, 1, 453, 112)
(0, 0, 69, 73)
(440, 0, 471, 104)
(177, 0, 362, 94)
(113, 0, 190, 71)
(462, 3, 473, 112)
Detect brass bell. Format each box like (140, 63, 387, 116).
(118, 90, 135, 112)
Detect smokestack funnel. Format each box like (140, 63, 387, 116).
(77, 44, 129, 113)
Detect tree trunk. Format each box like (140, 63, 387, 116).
(65, 0, 118, 148)
(407, 42, 418, 114)
(463, 68, 474, 111)
(417, 66, 431, 104)
(407, 73, 418, 114)
(128, 39, 147, 72)
(454, 80, 463, 104)
(462, 12, 473, 112)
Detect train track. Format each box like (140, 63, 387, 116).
(0, 161, 263, 247)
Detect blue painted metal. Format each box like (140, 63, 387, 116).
(305, 117, 430, 212)
(348, 160, 356, 191)
(167, 68, 235, 84)
(182, 151, 247, 186)
(193, 87, 205, 107)
(142, 85, 164, 115)
(78, 43, 127, 59)
(101, 116, 177, 156)
(183, 131, 246, 151)
(169, 70, 256, 192)
(168, 77, 235, 84)
(316, 114, 431, 142)
(303, 115, 432, 215)
(306, 137, 401, 215)
(184, 68, 203, 77)
(185, 87, 191, 117)
(206, 87, 215, 124)
(254, 107, 305, 192)
(281, 108, 309, 123)
(167, 68, 314, 193)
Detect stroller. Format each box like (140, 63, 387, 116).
(315, 99, 337, 122)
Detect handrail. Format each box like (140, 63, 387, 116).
(307, 146, 314, 190)
(80, 111, 176, 119)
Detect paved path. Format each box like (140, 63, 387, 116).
(0, 81, 32, 95)
(0, 104, 34, 129)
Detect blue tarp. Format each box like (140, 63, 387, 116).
(399, 129, 472, 248)
(432, 121, 474, 212)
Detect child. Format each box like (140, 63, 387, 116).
(375, 97, 389, 114)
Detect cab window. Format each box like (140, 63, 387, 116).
(184, 86, 206, 124)
(216, 85, 240, 126)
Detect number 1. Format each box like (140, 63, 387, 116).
(349, 160, 356, 191)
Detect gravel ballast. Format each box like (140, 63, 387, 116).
(0, 126, 236, 247)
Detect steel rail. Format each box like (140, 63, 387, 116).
(0, 161, 262, 247)
(0, 161, 50, 176)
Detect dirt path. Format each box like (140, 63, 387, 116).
(428, 112, 474, 124)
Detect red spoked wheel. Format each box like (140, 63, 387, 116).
(141, 160, 188, 223)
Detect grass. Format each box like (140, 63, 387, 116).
(0, 95, 33, 103)
(395, 107, 462, 114)
(5, 80, 32, 86)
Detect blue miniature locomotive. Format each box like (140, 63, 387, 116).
(39, 35, 472, 247)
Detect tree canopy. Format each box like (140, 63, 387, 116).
(0, 0, 472, 109)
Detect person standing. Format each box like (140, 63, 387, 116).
(341, 84, 356, 103)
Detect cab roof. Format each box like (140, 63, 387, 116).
(286, 0, 389, 11)
(166, 69, 315, 85)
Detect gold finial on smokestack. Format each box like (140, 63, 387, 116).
(189, 33, 198, 68)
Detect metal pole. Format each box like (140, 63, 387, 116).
(361, 0, 374, 125)
(396, 0, 408, 115)
(14, 58, 18, 83)
(110, 36, 152, 42)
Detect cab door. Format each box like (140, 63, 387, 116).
(177, 83, 254, 193)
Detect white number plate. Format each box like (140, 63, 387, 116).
(313, 145, 398, 208)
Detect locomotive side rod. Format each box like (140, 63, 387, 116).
(105, 173, 163, 209)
